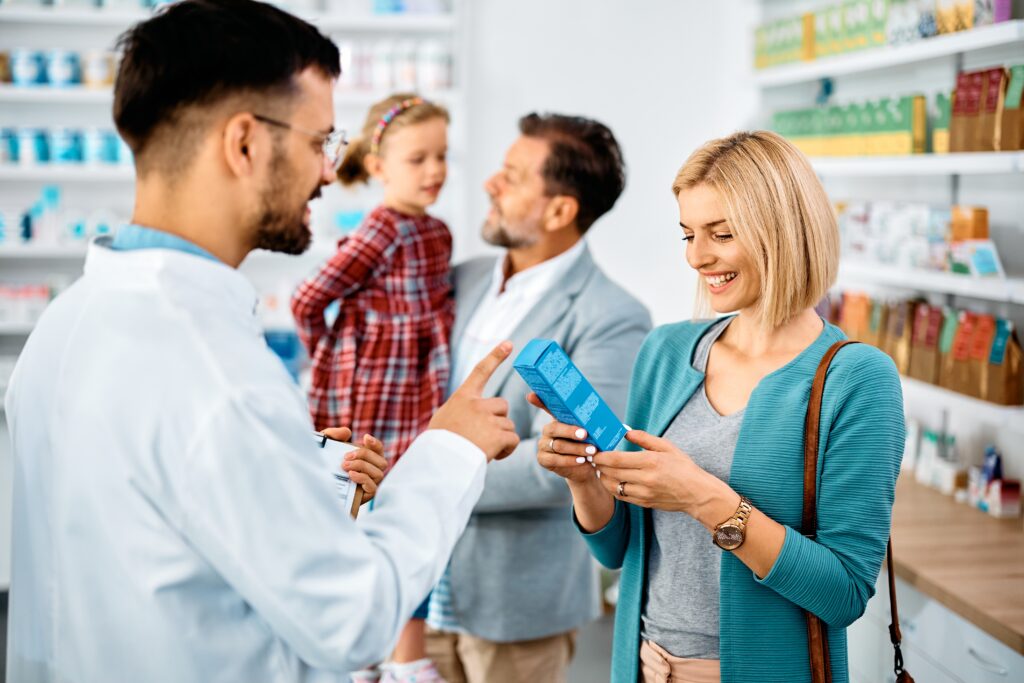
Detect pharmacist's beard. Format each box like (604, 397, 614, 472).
(252, 144, 314, 255)
(482, 216, 540, 250)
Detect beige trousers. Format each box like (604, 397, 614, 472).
(639, 640, 721, 683)
(425, 628, 576, 683)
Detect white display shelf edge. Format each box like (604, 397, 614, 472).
(0, 6, 454, 30)
(754, 20, 1024, 87)
(838, 262, 1024, 305)
(810, 151, 1024, 176)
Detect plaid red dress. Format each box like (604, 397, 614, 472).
(291, 205, 454, 466)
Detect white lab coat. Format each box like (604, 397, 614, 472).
(4, 240, 486, 682)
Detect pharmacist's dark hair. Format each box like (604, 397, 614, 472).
(518, 113, 626, 234)
(113, 0, 340, 174)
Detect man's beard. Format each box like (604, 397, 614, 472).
(252, 145, 316, 255)
(481, 212, 537, 250)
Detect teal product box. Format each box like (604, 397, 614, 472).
(513, 339, 627, 452)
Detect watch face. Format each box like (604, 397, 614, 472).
(714, 524, 744, 551)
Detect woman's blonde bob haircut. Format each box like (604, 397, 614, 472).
(672, 130, 839, 330)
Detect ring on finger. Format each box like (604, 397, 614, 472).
(617, 481, 628, 498)
(548, 437, 556, 452)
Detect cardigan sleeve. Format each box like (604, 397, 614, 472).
(575, 499, 631, 569)
(754, 346, 905, 627)
(290, 213, 401, 355)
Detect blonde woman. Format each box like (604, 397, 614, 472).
(534, 131, 904, 683)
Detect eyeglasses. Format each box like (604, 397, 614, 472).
(253, 114, 349, 171)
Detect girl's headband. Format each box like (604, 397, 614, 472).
(370, 97, 426, 155)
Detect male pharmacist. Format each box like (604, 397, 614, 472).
(424, 114, 652, 682)
(3, 2, 518, 681)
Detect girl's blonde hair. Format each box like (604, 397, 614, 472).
(672, 130, 839, 330)
(336, 92, 450, 187)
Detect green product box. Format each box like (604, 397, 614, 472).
(868, 0, 889, 46)
(933, 92, 952, 153)
(842, 103, 862, 156)
(827, 5, 845, 54)
(826, 105, 846, 155)
(815, 11, 830, 58)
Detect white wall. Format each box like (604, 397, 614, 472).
(456, 0, 759, 325)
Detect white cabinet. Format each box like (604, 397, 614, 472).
(849, 576, 1024, 682)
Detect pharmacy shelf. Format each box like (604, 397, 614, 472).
(839, 261, 1024, 305)
(0, 5, 148, 26)
(0, 166, 133, 182)
(901, 375, 1024, 431)
(0, 246, 88, 259)
(0, 85, 112, 104)
(0, 322, 34, 336)
(810, 151, 1024, 176)
(0, 6, 454, 31)
(0, 85, 461, 106)
(754, 20, 1024, 87)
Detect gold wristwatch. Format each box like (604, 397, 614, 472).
(712, 496, 753, 551)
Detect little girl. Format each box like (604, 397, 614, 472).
(290, 94, 452, 683)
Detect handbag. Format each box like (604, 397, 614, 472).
(803, 340, 914, 683)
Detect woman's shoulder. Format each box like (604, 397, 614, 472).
(639, 318, 723, 356)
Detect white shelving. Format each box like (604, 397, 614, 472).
(901, 375, 1024, 432)
(0, 5, 148, 26)
(0, 84, 461, 107)
(0, 166, 134, 182)
(0, 246, 88, 259)
(839, 262, 1024, 304)
(755, 20, 1024, 87)
(0, 322, 34, 336)
(0, 6, 455, 31)
(810, 151, 1024, 176)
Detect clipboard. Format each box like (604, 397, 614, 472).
(313, 432, 366, 519)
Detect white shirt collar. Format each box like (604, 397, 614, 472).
(488, 239, 587, 299)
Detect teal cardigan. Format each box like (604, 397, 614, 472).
(580, 318, 904, 683)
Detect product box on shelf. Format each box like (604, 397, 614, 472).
(985, 320, 1023, 404)
(865, 298, 889, 348)
(932, 92, 952, 153)
(909, 303, 944, 384)
(948, 310, 977, 394)
(885, 299, 917, 374)
(968, 314, 998, 398)
(937, 307, 960, 389)
(1002, 64, 1024, 151)
(977, 67, 1008, 150)
(950, 205, 989, 241)
(951, 70, 985, 151)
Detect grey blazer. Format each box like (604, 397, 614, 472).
(447, 246, 652, 642)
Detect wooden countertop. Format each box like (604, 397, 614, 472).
(889, 476, 1024, 654)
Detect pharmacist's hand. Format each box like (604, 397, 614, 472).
(322, 429, 387, 503)
(593, 430, 727, 515)
(429, 341, 519, 461)
(529, 393, 599, 485)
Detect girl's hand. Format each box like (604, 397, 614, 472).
(528, 393, 599, 485)
(323, 428, 388, 503)
(593, 429, 737, 523)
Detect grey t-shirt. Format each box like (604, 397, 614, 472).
(640, 316, 743, 659)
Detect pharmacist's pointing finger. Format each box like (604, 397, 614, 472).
(458, 341, 513, 397)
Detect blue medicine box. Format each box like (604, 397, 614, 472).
(514, 339, 627, 452)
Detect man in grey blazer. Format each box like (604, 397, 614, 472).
(424, 113, 652, 683)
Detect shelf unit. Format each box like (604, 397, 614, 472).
(839, 262, 1024, 304)
(901, 376, 1024, 432)
(810, 151, 1024, 176)
(0, 166, 134, 182)
(0, 5, 455, 31)
(755, 20, 1024, 86)
(0, 322, 34, 336)
(0, 246, 89, 259)
(0, 84, 462, 106)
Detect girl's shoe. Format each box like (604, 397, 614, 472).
(380, 659, 447, 683)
